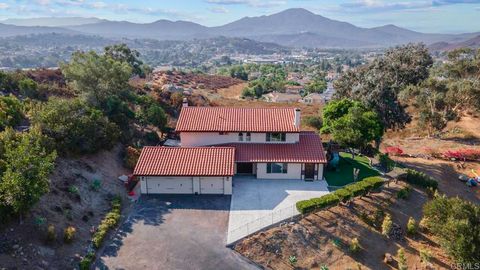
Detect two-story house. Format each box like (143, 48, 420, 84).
(133, 102, 327, 195)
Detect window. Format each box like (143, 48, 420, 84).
(238, 132, 244, 141)
(246, 132, 251, 141)
(219, 132, 228, 135)
(267, 163, 288, 174)
(266, 132, 286, 142)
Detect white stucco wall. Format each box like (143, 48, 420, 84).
(256, 163, 302, 179)
(180, 132, 300, 147)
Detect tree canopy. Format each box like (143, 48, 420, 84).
(322, 99, 384, 152)
(334, 43, 433, 130)
(61, 51, 132, 106)
(104, 44, 151, 78)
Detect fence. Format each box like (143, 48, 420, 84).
(228, 204, 300, 244)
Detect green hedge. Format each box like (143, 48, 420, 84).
(296, 176, 384, 214)
(400, 169, 438, 189)
(92, 196, 121, 249)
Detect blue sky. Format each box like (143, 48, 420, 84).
(1, 0, 479, 33)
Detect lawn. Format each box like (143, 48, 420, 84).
(324, 152, 380, 187)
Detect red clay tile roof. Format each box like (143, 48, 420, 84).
(133, 147, 235, 176)
(176, 107, 300, 132)
(224, 132, 327, 163)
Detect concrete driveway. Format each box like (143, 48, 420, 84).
(227, 177, 329, 243)
(98, 195, 258, 270)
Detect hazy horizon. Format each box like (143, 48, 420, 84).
(0, 1, 479, 34)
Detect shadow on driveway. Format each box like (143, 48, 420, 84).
(97, 195, 259, 270)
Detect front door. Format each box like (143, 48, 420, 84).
(304, 163, 315, 180)
(236, 163, 254, 175)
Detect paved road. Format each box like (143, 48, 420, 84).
(97, 195, 259, 270)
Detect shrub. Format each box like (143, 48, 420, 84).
(46, 224, 56, 242)
(423, 195, 480, 264)
(68, 185, 79, 194)
(397, 186, 411, 199)
(350, 237, 361, 253)
(289, 255, 297, 265)
(382, 214, 393, 236)
(397, 248, 407, 270)
(400, 169, 438, 189)
(0, 94, 23, 130)
(377, 152, 395, 171)
(406, 217, 416, 235)
(64, 226, 76, 243)
(303, 116, 323, 130)
(296, 193, 340, 214)
(333, 188, 352, 203)
(92, 196, 121, 249)
(90, 179, 101, 191)
(31, 98, 119, 155)
(419, 248, 432, 263)
(124, 146, 141, 170)
(79, 252, 95, 270)
(296, 177, 384, 214)
(363, 176, 384, 190)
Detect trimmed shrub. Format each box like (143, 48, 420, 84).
(350, 237, 361, 253)
(407, 217, 417, 235)
(333, 188, 352, 203)
(92, 196, 121, 249)
(397, 248, 407, 270)
(79, 252, 95, 270)
(46, 224, 56, 242)
(400, 169, 438, 189)
(296, 193, 340, 214)
(363, 176, 384, 190)
(382, 214, 393, 236)
(296, 177, 384, 214)
(377, 153, 395, 171)
(397, 186, 412, 199)
(64, 226, 76, 243)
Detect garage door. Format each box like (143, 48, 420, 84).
(200, 177, 224, 194)
(146, 177, 193, 194)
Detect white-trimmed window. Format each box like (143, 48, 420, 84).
(246, 132, 251, 141)
(238, 132, 244, 141)
(266, 132, 286, 142)
(267, 163, 288, 174)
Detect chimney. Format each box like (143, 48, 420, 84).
(182, 98, 188, 108)
(294, 108, 301, 128)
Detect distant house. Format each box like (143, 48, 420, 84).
(301, 93, 325, 104)
(285, 85, 304, 95)
(263, 91, 302, 103)
(134, 105, 327, 195)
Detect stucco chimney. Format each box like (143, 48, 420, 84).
(294, 108, 301, 128)
(182, 98, 188, 108)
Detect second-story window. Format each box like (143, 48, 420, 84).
(266, 132, 286, 142)
(246, 132, 251, 141)
(238, 132, 244, 141)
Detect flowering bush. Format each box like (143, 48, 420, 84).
(385, 146, 404, 156)
(443, 149, 480, 161)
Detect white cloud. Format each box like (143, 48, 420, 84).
(209, 6, 229, 13)
(90, 1, 107, 9)
(0, 2, 8, 9)
(205, 0, 286, 8)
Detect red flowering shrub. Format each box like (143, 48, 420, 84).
(443, 149, 480, 161)
(385, 146, 404, 156)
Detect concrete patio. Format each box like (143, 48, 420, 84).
(227, 177, 329, 244)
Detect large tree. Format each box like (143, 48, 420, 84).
(61, 51, 132, 106)
(322, 99, 384, 155)
(104, 44, 151, 78)
(334, 43, 433, 130)
(0, 127, 56, 219)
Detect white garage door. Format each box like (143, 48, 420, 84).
(200, 177, 224, 194)
(146, 177, 193, 194)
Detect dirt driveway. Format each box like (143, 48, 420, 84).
(97, 195, 258, 270)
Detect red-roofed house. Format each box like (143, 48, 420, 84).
(134, 102, 327, 195)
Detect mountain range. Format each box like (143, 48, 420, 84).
(1, 8, 479, 49)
